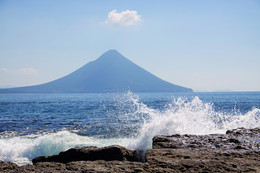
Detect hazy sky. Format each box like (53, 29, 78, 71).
(0, 0, 259, 91)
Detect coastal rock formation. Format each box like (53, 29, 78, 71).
(0, 161, 19, 172)
(32, 145, 141, 164)
(1, 161, 150, 173)
(0, 127, 259, 172)
(153, 127, 260, 150)
(146, 148, 260, 172)
(147, 127, 260, 172)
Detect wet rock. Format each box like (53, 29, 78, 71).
(148, 127, 260, 172)
(145, 148, 260, 172)
(153, 127, 260, 151)
(32, 145, 141, 164)
(0, 161, 19, 173)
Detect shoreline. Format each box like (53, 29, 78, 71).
(1, 127, 259, 172)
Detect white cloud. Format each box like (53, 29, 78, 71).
(105, 10, 141, 26)
(0, 68, 8, 73)
(19, 68, 38, 75)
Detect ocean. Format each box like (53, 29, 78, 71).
(0, 91, 259, 166)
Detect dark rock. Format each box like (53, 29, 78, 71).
(32, 145, 141, 164)
(0, 161, 19, 173)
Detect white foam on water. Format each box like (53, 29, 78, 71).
(0, 131, 132, 166)
(126, 95, 259, 150)
(0, 92, 259, 166)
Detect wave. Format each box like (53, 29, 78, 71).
(0, 92, 259, 166)
(0, 131, 133, 166)
(126, 94, 259, 150)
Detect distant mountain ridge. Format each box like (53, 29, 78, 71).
(0, 50, 192, 93)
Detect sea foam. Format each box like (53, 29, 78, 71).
(0, 92, 259, 166)
(126, 94, 259, 150)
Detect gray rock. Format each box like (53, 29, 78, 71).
(148, 127, 260, 172)
(153, 127, 260, 150)
(146, 148, 260, 172)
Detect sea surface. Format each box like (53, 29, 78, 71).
(0, 92, 259, 165)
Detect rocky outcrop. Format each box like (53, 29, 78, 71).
(0, 161, 19, 173)
(1, 161, 150, 173)
(152, 127, 260, 150)
(0, 127, 259, 172)
(32, 145, 141, 164)
(146, 127, 260, 172)
(145, 148, 260, 172)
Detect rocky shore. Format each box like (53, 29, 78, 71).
(1, 127, 259, 172)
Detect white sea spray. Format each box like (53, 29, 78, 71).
(0, 92, 259, 166)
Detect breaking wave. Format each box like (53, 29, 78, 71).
(0, 92, 259, 165)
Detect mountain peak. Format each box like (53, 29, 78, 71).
(106, 49, 119, 53)
(97, 49, 126, 62)
(0, 50, 193, 93)
(102, 49, 121, 56)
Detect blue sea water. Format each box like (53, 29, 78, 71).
(0, 92, 259, 165)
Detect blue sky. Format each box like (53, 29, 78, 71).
(0, 0, 259, 91)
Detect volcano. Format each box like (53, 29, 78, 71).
(0, 50, 192, 93)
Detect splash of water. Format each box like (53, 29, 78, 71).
(0, 131, 132, 166)
(127, 94, 259, 150)
(0, 92, 259, 165)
